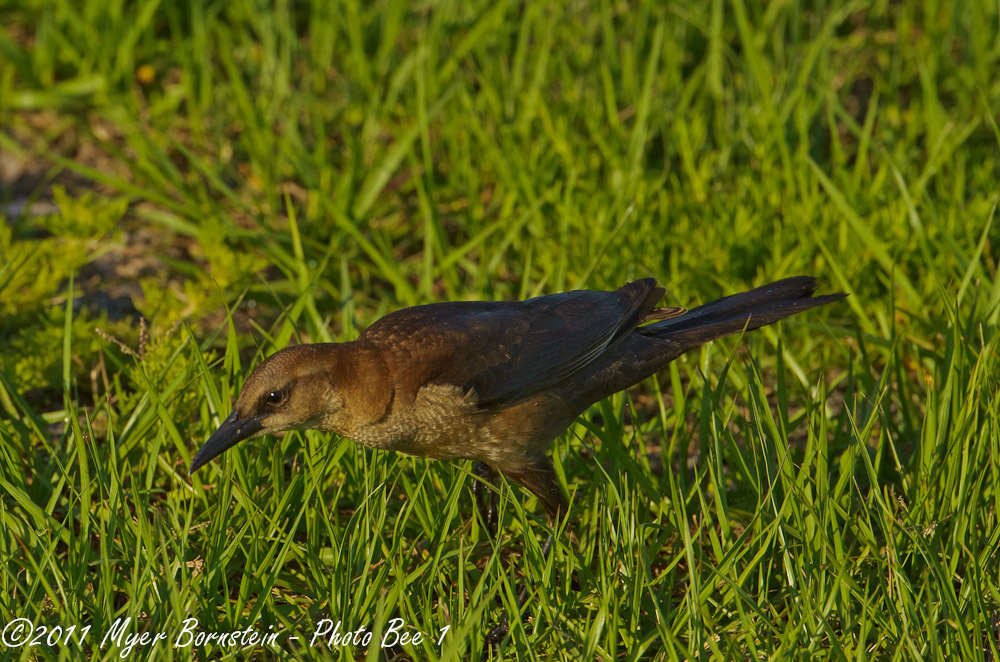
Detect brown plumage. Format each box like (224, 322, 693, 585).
(190, 277, 844, 517)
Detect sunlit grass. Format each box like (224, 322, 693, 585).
(1, 1, 999, 660)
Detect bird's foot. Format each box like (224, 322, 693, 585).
(483, 535, 554, 647)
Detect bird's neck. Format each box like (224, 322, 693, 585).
(321, 340, 394, 435)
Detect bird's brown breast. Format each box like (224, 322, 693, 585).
(345, 379, 496, 460)
(344, 375, 576, 466)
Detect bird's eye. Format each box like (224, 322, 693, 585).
(266, 390, 285, 406)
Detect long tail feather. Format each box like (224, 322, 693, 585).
(640, 277, 846, 350)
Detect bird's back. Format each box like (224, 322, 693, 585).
(360, 280, 665, 409)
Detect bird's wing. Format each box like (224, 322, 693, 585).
(360, 279, 664, 408)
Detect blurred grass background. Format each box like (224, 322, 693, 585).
(1, 0, 999, 660)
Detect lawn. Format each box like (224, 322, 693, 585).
(1, 1, 999, 660)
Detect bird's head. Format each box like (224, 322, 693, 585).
(188, 344, 356, 475)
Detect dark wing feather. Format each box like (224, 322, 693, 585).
(361, 279, 664, 408)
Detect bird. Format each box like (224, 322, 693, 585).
(190, 276, 843, 519)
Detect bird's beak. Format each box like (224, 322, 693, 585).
(189, 411, 264, 475)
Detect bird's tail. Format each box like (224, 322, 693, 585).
(639, 276, 845, 350)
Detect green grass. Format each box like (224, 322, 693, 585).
(1, 0, 999, 659)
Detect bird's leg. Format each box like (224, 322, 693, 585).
(472, 461, 499, 531)
(484, 457, 565, 646)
